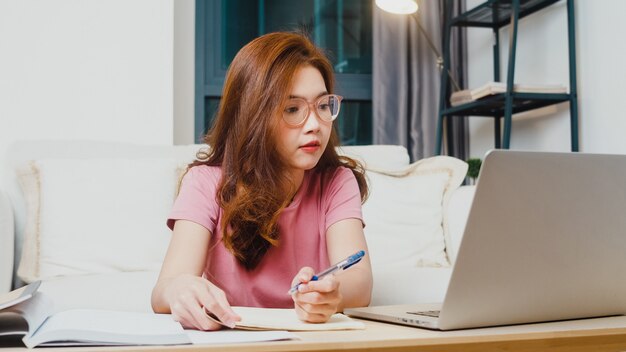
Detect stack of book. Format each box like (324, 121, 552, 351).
(450, 81, 568, 106)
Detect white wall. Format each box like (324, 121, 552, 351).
(0, 0, 197, 184)
(466, 0, 626, 158)
(174, 0, 195, 145)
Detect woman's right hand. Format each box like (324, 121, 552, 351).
(163, 274, 240, 330)
(152, 220, 240, 330)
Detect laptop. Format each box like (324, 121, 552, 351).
(345, 150, 626, 330)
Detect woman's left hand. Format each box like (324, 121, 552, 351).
(290, 267, 342, 323)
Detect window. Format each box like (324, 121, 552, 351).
(195, 0, 372, 145)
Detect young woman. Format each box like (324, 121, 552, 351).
(151, 32, 372, 331)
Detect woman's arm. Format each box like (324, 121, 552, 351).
(325, 218, 373, 310)
(291, 218, 372, 322)
(151, 219, 240, 330)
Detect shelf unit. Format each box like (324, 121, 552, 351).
(435, 0, 579, 154)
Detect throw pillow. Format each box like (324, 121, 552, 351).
(337, 145, 410, 170)
(362, 156, 467, 268)
(16, 158, 184, 282)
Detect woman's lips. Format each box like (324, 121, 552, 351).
(300, 141, 321, 153)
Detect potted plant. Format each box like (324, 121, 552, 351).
(466, 158, 482, 185)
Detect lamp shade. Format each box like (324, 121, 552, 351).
(375, 0, 418, 15)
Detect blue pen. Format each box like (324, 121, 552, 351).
(288, 250, 365, 295)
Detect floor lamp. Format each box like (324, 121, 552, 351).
(375, 0, 460, 91)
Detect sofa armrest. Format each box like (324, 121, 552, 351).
(0, 189, 14, 293)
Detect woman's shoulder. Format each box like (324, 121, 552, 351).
(188, 163, 221, 175)
(307, 166, 362, 209)
(322, 165, 355, 181)
(183, 164, 223, 187)
(311, 166, 357, 189)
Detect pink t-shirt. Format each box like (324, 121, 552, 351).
(167, 165, 363, 308)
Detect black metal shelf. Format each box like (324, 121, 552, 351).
(442, 93, 570, 117)
(436, 0, 578, 153)
(451, 0, 562, 28)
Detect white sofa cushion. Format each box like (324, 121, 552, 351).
(371, 267, 453, 306)
(362, 156, 467, 268)
(445, 185, 475, 263)
(0, 190, 14, 293)
(5, 140, 204, 287)
(338, 145, 410, 169)
(15, 158, 183, 282)
(39, 271, 158, 314)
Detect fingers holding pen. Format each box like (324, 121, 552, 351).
(296, 274, 339, 296)
(292, 277, 342, 322)
(289, 267, 315, 293)
(292, 267, 316, 285)
(291, 268, 342, 323)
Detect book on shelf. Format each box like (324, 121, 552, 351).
(450, 81, 568, 106)
(1, 281, 362, 348)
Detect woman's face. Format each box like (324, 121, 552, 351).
(276, 65, 333, 177)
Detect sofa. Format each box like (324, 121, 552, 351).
(0, 140, 474, 314)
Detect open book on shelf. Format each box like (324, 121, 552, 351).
(450, 81, 568, 106)
(1, 281, 362, 348)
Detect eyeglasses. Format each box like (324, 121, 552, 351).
(282, 94, 343, 126)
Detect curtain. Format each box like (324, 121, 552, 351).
(373, 0, 467, 161)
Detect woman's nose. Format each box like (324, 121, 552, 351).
(302, 106, 321, 132)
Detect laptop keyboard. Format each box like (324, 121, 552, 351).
(407, 310, 441, 318)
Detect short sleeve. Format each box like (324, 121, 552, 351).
(324, 167, 364, 230)
(166, 165, 222, 232)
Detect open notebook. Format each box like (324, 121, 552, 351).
(1, 282, 361, 348)
(228, 307, 364, 331)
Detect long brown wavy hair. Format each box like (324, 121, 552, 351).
(190, 32, 368, 270)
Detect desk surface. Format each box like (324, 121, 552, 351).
(4, 315, 626, 352)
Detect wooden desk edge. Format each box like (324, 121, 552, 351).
(3, 323, 626, 352)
